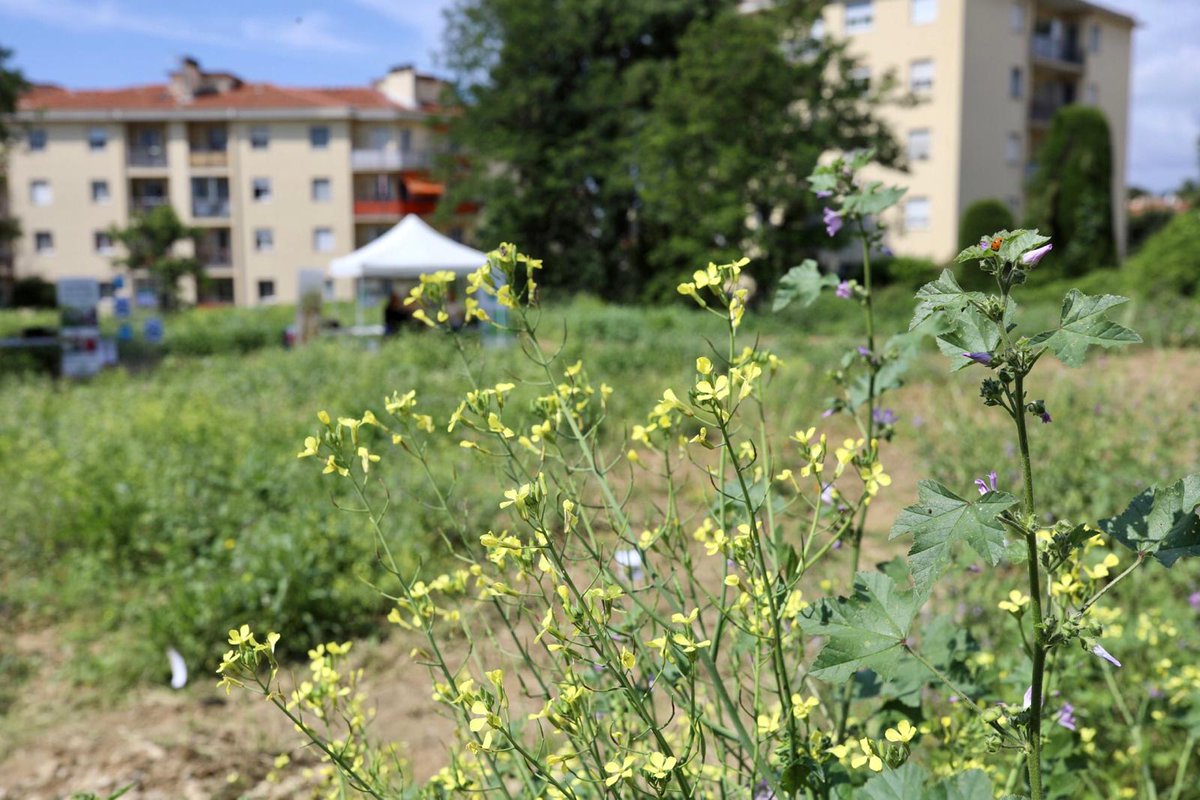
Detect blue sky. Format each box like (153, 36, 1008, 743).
(1, 0, 1195, 192)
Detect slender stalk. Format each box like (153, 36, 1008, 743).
(1012, 372, 1045, 800)
(1167, 734, 1198, 800)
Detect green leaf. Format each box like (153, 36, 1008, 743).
(859, 764, 995, 800)
(843, 182, 906, 216)
(954, 243, 994, 263)
(1027, 290, 1141, 367)
(799, 572, 919, 683)
(773, 260, 838, 311)
(910, 270, 983, 330)
(996, 229, 1051, 264)
(1099, 474, 1200, 567)
(890, 481, 1018, 595)
(933, 308, 1002, 372)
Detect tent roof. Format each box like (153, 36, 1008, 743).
(329, 215, 487, 279)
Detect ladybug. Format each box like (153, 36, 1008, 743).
(990, 237, 1003, 251)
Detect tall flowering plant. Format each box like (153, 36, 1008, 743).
(217, 156, 1200, 799)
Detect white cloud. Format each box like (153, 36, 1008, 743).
(240, 11, 372, 56)
(349, 0, 453, 67)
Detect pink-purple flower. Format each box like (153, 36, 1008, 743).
(1022, 242, 1053, 266)
(975, 470, 998, 496)
(823, 207, 843, 237)
(963, 351, 993, 366)
(836, 280, 852, 299)
(1092, 643, 1122, 668)
(1055, 702, 1077, 731)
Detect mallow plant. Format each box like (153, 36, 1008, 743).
(216, 153, 1200, 799)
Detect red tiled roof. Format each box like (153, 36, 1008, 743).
(19, 82, 433, 113)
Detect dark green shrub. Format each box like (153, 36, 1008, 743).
(1026, 106, 1115, 276)
(1127, 208, 1175, 254)
(11, 276, 56, 308)
(1124, 210, 1200, 296)
(958, 199, 1014, 250)
(876, 255, 941, 289)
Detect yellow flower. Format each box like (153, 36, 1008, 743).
(643, 752, 677, 780)
(695, 356, 713, 375)
(998, 590, 1030, 614)
(694, 375, 730, 404)
(849, 738, 883, 772)
(297, 436, 320, 458)
(1085, 552, 1120, 580)
(322, 455, 348, 477)
(604, 755, 637, 786)
(619, 648, 636, 670)
(357, 446, 380, 473)
(884, 719, 917, 744)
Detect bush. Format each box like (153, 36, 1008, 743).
(874, 255, 941, 289)
(1026, 106, 1115, 276)
(1124, 210, 1200, 296)
(11, 276, 56, 308)
(1127, 208, 1175, 254)
(958, 199, 1014, 250)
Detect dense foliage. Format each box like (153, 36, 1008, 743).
(440, 0, 898, 301)
(958, 199, 1015, 251)
(1124, 210, 1200, 296)
(106, 205, 202, 312)
(1025, 106, 1115, 277)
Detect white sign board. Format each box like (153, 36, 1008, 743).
(57, 277, 104, 377)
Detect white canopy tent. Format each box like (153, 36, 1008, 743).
(328, 215, 498, 328)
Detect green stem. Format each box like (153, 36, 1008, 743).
(1012, 372, 1045, 800)
(1168, 734, 1198, 800)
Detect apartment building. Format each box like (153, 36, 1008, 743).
(820, 0, 1133, 261)
(5, 57, 465, 306)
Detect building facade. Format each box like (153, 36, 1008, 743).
(820, 0, 1133, 261)
(5, 58, 465, 306)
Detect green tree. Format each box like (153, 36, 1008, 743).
(638, 1, 900, 298)
(107, 205, 202, 311)
(957, 199, 1014, 250)
(441, 0, 898, 301)
(1025, 105, 1115, 276)
(0, 46, 29, 306)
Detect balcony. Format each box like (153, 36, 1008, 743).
(130, 195, 168, 215)
(350, 148, 434, 171)
(192, 199, 230, 218)
(1027, 35, 1084, 70)
(127, 147, 168, 168)
(353, 198, 438, 217)
(190, 150, 228, 168)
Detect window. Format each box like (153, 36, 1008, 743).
(258, 280, 276, 301)
(1010, 67, 1023, 98)
(35, 231, 54, 254)
(313, 227, 335, 253)
(849, 65, 872, 93)
(91, 180, 110, 204)
(250, 126, 270, 149)
(1089, 23, 1101, 53)
(1006, 132, 1022, 165)
(312, 178, 332, 202)
(1086, 83, 1099, 105)
(907, 128, 932, 161)
(88, 126, 107, 151)
(254, 228, 274, 253)
(30, 180, 52, 206)
(191, 177, 230, 218)
(399, 129, 413, 153)
(911, 0, 936, 25)
(310, 125, 331, 149)
(1010, 2, 1024, 33)
(28, 128, 46, 151)
(252, 177, 272, 202)
(910, 59, 935, 93)
(845, 0, 873, 33)
(904, 198, 931, 231)
(94, 231, 114, 255)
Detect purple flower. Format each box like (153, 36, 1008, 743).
(1056, 702, 1077, 731)
(857, 345, 871, 358)
(822, 407, 835, 418)
(975, 470, 998, 496)
(1022, 242, 1053, 266)
(815, 189, 833, 199)
(1188, 591, 1200, 611)
(823, 206, 843, 237)
(978, 239, 990, 251)
(1023, 686, 1033, 709)
(1092, 644, 1122, 668)
(835, 280, 852, 299)
(1040, 411, 1052, 424)
(962, 351, 993, 365)
(873, 407, 897, 426)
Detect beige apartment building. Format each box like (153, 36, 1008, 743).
(4, 58, 465, 306)
(820, 0, 1133, 261)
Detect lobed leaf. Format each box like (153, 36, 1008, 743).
(890, 481, 1018, 595)
(910, 270, 984, 331)
(773, 259, 838, 312)
(799, 571, 919, 684)
(1099, 474, 1200, 567)
(1027, 290, 1141, 367)
(859, 763, 994, 800)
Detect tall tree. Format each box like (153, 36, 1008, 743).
(441, 0, 898, 301)
(1025, 105, 1115, 275)
(107, 205, 202, 312)
(0, 46, 29, 306)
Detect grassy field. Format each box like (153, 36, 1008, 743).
(2, 286, 1199, 795)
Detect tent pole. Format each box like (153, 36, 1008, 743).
(356, 279, 364, 329)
